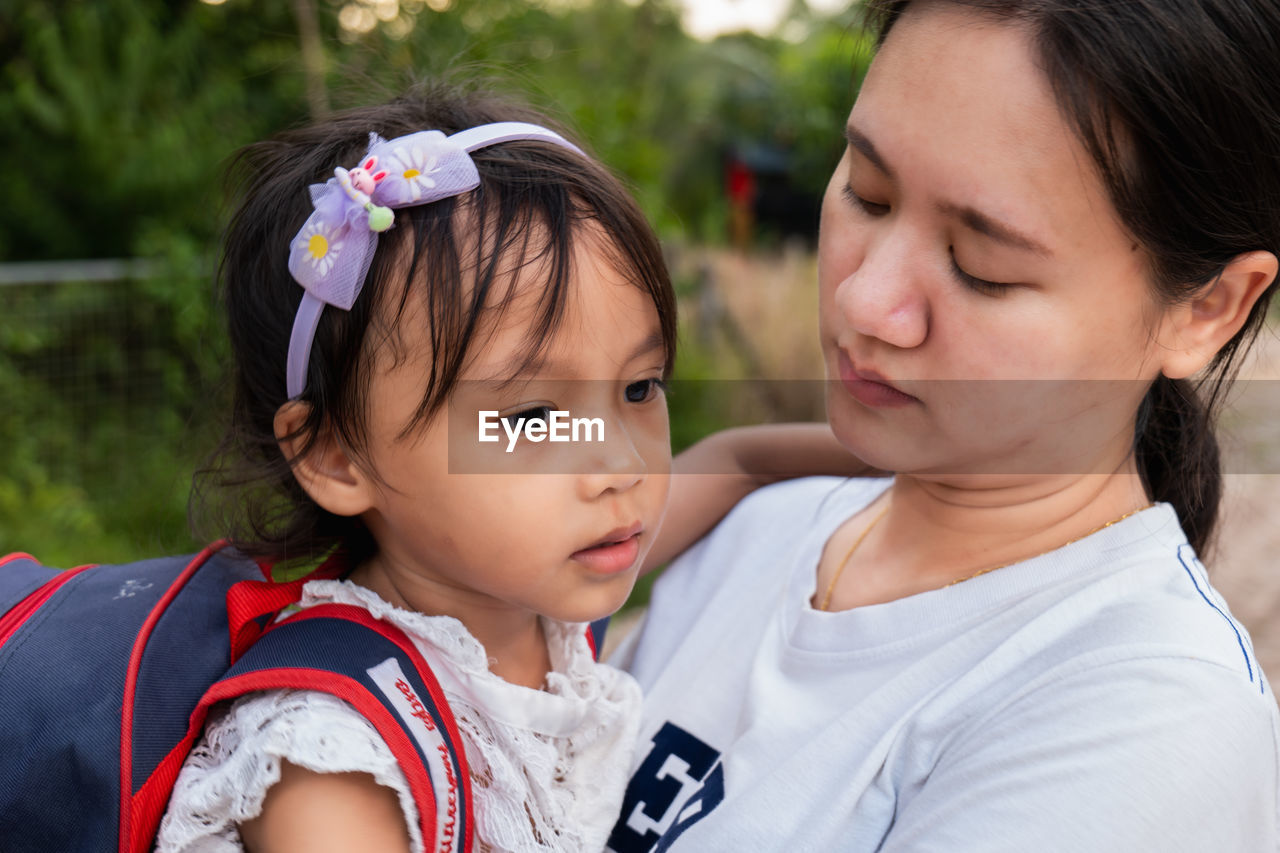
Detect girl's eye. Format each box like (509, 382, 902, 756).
(624, 378, 666, 404)
(502, 404, 553, 429)
(950, 253, 1014, 296)
(842, 184, 890, 217)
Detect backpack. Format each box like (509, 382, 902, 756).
(0, 542, 607, 853)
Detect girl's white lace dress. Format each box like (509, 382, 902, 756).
(155, 580, 642, 853)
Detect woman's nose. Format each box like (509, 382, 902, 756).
(833, 229, 930, 350)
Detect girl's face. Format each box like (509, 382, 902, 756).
(819, 5, 1173, 479)
(356, 227, 671, 624)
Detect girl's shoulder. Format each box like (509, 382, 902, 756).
(156, 688, 420, 852)
(291, 580, 640, 852)
(160, 580, 642, 853)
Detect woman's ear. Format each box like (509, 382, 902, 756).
(274, 401, 375, 518)
(1159, 250, 1278, 379)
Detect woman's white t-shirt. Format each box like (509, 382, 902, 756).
(156, 580, 641, 853)
(608, 477, 1280, 852)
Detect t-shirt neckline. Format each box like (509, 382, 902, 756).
(782, 479, 1183, 654)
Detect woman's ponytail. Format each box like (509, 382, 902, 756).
(1134, 375, 1221, 555)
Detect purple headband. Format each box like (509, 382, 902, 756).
(285, 121, 585, 399)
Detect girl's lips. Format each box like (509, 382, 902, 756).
(838, 351, 919, 408)
(571, 533, 642, 575)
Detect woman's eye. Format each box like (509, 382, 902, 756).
(624, 378, 666, 404)
(502, 405, 552, 429)
(950, 253, 1014, 296)
(842, 184, 890, 217)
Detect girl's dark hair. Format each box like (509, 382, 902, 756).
(194, 80, 676, 565)
(866, 0, 1280, 553)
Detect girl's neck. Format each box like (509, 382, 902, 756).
(347, 559, 553, 690)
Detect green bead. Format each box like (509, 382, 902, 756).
(367, 205, 394, 232)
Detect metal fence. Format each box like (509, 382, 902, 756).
(0, 261, 208, 563)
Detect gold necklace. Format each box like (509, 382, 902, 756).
(817, 504, 889, 611)
(816, 502, 1155, 612)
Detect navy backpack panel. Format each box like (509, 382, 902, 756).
(0, 545, 477, 853)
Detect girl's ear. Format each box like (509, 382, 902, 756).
(274, 401, 375, 518)
(1159, 250, 1278, 380)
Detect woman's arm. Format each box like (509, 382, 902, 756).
(643, 423, 880, 573)
(239, 761, 411, 853)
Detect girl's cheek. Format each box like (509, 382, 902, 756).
(632, 405, 672, 472)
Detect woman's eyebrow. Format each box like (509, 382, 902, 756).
(937, 200, 1053, 257)
(847, 123, 1052, 258)
(845, 124, 895, 179)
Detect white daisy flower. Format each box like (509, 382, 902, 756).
(293, 220, 344, 277)
(386, 143, 440, 201)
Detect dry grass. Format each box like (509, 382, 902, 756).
(679, 245, 826, 380)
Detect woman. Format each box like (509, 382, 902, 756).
(608, 1, 1280, 850)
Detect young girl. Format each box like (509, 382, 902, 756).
(155, 83, 862, 853)
(144, 82, 673, 853)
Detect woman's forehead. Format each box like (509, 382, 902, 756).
(858, 8, 1059, 183)
(853, 4, 1126, 259)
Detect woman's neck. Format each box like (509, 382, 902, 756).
(819, 456, 1153, 610)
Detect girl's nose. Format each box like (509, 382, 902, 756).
(833, 230, 930, 350)
(578, 423, 646, 500)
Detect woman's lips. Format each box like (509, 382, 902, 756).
(572, 525, 643, 574)
(838, 351, 919, 408)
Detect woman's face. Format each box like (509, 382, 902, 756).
(819, 4, 1169, 479)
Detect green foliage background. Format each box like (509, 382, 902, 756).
(0, 0, 871, 566)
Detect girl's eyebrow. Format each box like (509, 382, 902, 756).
(486, 329, 667, 384)
(626, 330, 667, 365)
(846, 122, 1053, 258)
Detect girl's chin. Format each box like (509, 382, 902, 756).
(552, 582, 637, 626)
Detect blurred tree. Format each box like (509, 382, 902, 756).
(0, 0, 869, 257)
(0, 0, 308, 560)
(0, 0, 301, 261)
(0, 0, 869, 563)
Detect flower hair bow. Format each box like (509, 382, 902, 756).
(285, 121, 584, 399)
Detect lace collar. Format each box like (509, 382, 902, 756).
(298, 579, 632, 738)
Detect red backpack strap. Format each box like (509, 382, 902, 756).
(0, 560, 93, 648)
(134, 603, 474, 853)
(222, 551, 347, 664)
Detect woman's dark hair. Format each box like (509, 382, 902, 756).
(866, 0, 1280, 553)
(193, 80, 677, 566)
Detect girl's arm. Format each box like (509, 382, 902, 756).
(239, 761, 411, 853)
(643, 423, 881, 573)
